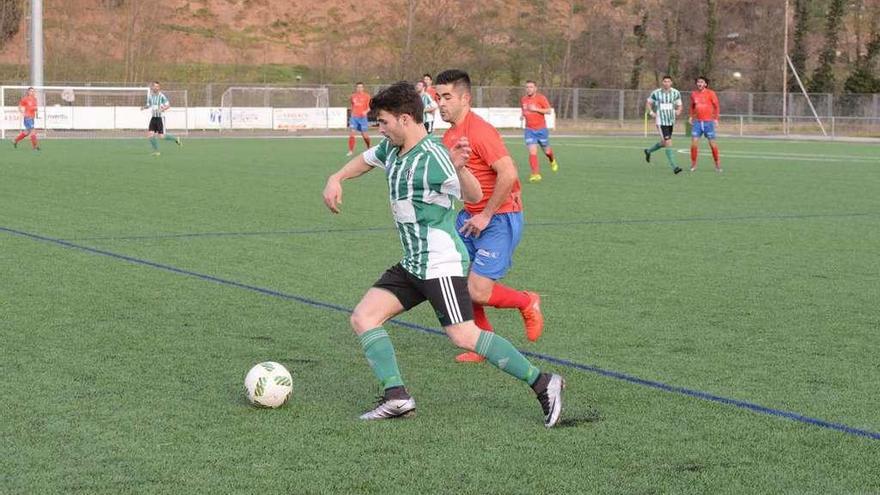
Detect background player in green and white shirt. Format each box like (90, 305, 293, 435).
(643, 75, 683, 174)
(141, 81, 181, 156)
(322, 81, 565, 427)
(415, 80, 438, 133)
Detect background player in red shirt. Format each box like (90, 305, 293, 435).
(13, 87, 40, 150)
(435, 69, 544, 363)
(347, 82, 372, 156)
(688, 76, 722, 172)
(520, 81, 559, 183)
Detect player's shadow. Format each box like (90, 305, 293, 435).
(556, 407, 602, 428)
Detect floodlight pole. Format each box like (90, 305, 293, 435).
(30, 0, 44, 87)
(782, 0, 789, 135)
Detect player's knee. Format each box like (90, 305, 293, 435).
(445, 323, 478, 350)
(467, 279, 492, 304)
(350, 308, 379, 333)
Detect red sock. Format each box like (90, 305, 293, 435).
(363, 135, 371, 148)
(14, 132, 26, 143)
(690, 145, 698, 166)
(347, 135, 355, 152)
(30, 134, 37, 148)
(710, 144, 720, 166)
(528, 154, 539, 173)
(487, 283, 530, 310)
(545, 148, 555, 162)
(472, 303, 493, 331)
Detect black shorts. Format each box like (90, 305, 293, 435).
(657, 124, 674, 141)
(373, 264, 473, 327)
(149, 117, 165, 134)
(424, 121, 434, 134)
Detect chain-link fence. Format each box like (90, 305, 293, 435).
(4, 80, 879, 137)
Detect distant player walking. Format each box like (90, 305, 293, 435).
(436, 69, 545, 363)
(12, 87, 40, 151)
(347, 82, 372, 156)
(415, 80, 438, 133)
(142, 81, 181, 156)
(643, 76, 683, 174)
(520, 81, 559, 183)
(689, 76, 722, 172)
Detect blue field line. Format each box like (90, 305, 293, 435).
(3, 224, 879, 442)
(65, 211, 875, 242)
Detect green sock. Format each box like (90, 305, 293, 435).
(665, 148, 677, 168)
(359, 327, 404, 390)
(475, 331, 541, 385)
(164, 134, 177, 141)
(647, 142, 663, 154)
(149, 137, 158, 150)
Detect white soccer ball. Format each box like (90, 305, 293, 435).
(732, 71, 742, 79)
(244, 361, 293, 408)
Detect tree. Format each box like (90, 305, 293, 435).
(701, 0, 718, 78)
(629, 11, 649, 89)
(808, 0, 846, 93)
(0, 0, 22, 49)
(788, 0, 810, 91)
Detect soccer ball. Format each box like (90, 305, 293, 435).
(244, 361, 293, 408)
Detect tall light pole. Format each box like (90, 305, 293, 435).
(782, 0, 789, 135)
(30, 0, 44, 87)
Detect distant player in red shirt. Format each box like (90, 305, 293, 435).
(688, 76, 722, 173)
(347, 82, 372, 156)
(13, 87, 40, 150)
(520, 81, 559, 183)
(435, 69, 544, 363)
(423, 73, 440, 106)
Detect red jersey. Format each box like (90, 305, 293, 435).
(442, 110, 522, 215)
(350, 92, 371, 118)
(426, 86, 440, 104)
(690, 89, 719, 121)
(521, 93, 551, 130)
(19, 95, 37, 119)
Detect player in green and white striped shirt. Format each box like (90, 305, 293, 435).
(322, 81, 565, 427)
(643, 76, 683, 174)
(141, 81, 181, 156)
(415, 80, 438, 133)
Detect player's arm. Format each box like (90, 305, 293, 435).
(674, 99, 683, 117)
(458, 155, 516, 237)
(688, 98, 695, 124)
(646, 97, 655, 117)
(449, 138, 482, 203)
(323, 153, 375, 214)
(712, 92, 720, 124)
(160, 95, 171, 112)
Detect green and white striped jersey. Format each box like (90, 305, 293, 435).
(648, 88, 681, 126)
(362, 135, 469, 280)
(146, 92, 170, 117)
(420, 92, 435, 123)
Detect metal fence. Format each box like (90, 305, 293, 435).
(4, 80, 879, 137)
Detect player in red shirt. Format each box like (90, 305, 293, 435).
(520, 81, 559, 182)
(13, 87, 40, 150)
(435, 69, 544, 363)
(347, 82, 372, 156)
(688, 76, 722, 172)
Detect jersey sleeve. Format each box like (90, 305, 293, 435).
(674, 90, 682, 107)
(711, 91, 720, 118)
(539, 95, 551, 109)
(425, 145, 461, 200)
(362, 139, 390, 169)
(160, 94, 170, 106)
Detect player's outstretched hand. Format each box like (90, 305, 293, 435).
(323, 179, 343, 214)
(459, 211, 491, 238)
(450, 137, 471, 170)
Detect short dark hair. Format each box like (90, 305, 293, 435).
(662, 75, 672, 81)
(152, 81, 160, 85)
(368, 81, 424, 124)
(525, 80, 536, 85)
(435, 69, 471, 92)
(695, 76, 709, 85)
(423, 73, 432, 79)
(355, 81, 364, 86)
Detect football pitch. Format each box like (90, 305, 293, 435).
(2, 135, 879, 494)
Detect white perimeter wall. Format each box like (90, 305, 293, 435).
(1, 106, 555, 131)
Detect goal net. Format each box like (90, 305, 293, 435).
(219, 86, 333, 131)
(1, 85, 189, 139)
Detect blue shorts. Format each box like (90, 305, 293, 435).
(524, 128, 550, 147)
(691, 120, 716, 139)
(23, 118, 34, 130)
(456, 211, 524, 280)
(350, 116, 369, 133)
